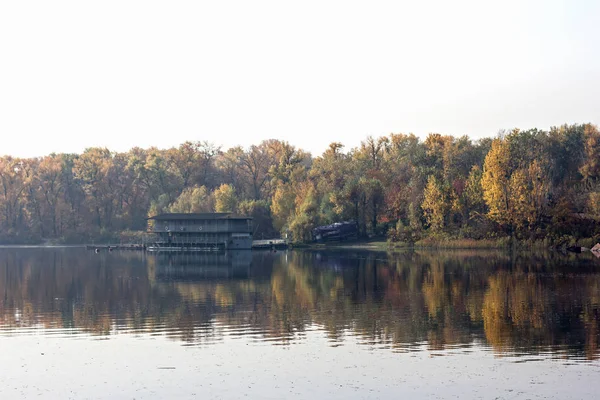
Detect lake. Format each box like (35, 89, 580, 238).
(0, 247, 599, 399)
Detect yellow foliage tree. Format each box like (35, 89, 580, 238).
(213, 184, 238, 213)
(587, 192, 600, 218)
(482, 138, 551, 234)
(421, 175, 447, 232)
(270, 184, 296, 231)
(481, 139, 511, 227)
(508, 168, 532, 231)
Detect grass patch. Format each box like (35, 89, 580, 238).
(295, 234, 600, 252)
(412, 237, 512, 249)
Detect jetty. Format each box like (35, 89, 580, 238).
(86, 244, 146, 251)
(251, 239, 288, 250)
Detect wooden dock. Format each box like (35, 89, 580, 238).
(251, 239, 288, 250)
(87, 240, 289, 252)
(86, 244, 146, 251)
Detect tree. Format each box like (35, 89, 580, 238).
(238, 141, 279, 200)
(169, 141, 220, 189)
(481, 137, 551, 236)
(587, 191, 600, 218)
(288, 183, 319, 242)
(464, 166, 484, 211)
(580, 124, 600, 182)
(31, 155, 65, 237)
(526, 160, 550, 228)
(148, 194, 170, 218)
(168, 186, 212, 213)
(0, 157, 31, 235)
(213, 184, 238, 213)
(169, 141, 203, 189)
(271, 184, 296, 232)
(215, 146, 245, 192)
(354, 137, 388, 234)
(421, 175, 447, 232)
(72, 148, 114, 230)
(481, 139, 512, 228)
(310, 142, 355, 228)
(143, 147, 182, 203)
(508, 168, 532, 232)
(382, 133, 423, 224)
(238, 199, 276, 239)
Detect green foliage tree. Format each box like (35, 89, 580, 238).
(288, 183, 319, 242)
(168, 186, 212, 213)
(463, 165, 485, 220)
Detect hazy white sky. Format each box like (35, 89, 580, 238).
(1, 0, 599, 157)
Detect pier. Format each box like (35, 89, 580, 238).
(86, 244, 146, 251)
(251, 239, 288, 250)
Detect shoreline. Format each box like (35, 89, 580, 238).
(0, 237, 598, 256)
(306, 237, 600, 253)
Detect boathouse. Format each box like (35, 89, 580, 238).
(147, 213, 253, 251)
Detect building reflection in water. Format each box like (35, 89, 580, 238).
(0, 247, 598, 360)
(149, 251, 254, 281)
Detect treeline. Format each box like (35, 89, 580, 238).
(0, 123, 599, 244)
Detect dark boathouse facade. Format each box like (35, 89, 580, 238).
(147, 213, 253, 251)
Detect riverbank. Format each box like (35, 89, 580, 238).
(1, 232, 598, 254)
(307, 239, 508, 251)
(307, 239, 389, 251)
(306, 235, 600, 252)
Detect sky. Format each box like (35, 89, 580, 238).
(1, 0, 599, 158)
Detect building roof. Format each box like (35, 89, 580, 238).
(148, 213, 252, 221)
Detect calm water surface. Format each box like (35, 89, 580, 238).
(0, 247, 599, 399)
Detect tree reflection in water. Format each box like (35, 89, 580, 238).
(0, 248, 598, 360)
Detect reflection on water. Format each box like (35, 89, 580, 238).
(0, 247, 599, 361)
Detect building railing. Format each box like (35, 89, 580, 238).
(152, 225, 252, 234)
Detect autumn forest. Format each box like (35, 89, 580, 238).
(0, 123, 599, 244)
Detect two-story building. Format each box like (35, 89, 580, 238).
(147, 213, 253, 251)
